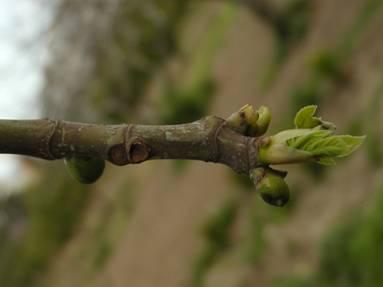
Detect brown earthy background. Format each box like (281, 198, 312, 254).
(1, 1, 383, 287)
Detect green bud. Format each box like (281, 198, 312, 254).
(250, 167, 290, 207)
(254, 106, 271, 136)
(226, 104, 273, 137)
(64, 156, 105, 184)
(226, 104, 259, 135)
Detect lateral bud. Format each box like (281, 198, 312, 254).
(226, 104, 271, 137)
(64, 156, 105, 184)
(250, 166, 290, 207)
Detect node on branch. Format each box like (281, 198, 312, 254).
(0, 105, 364, 207)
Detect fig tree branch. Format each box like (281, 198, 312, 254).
(0, 116, 258, 174)
(0, 105, 364, 207)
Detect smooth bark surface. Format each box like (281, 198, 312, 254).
(0, 116, 260, 174)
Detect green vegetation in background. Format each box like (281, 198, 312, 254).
(365, 129, 383, 167)
(190, 197, 289, 287)
(191, 198, 240, 287)
(160, 2, 237, 124)
(272, 181, 383, 287)
(190, 195, 292, 287)
(227, 177, 269, 265)
(231, 173, 254, 191)
(53, 179, 137, 287)
(160, 80, 215, 125)
(289, 78, 321, 114)
(274, 0, 310, 60)
(289, 48, 345, 116)
(272, 275, 313, 287)
(261, 0, 311, 89)
(338, 0, 383, 55)
(316, 186, 383, 286)
(290, 0, 383, 113)
(86, 181, 135, 271)
(364, 78, 383, 166)
(308, 50, 344, 80)
(241, 194, 293, 265)
(0, 163, 90, 287)
(0, 195, 25, 260)
(241, 199, 267, 264)
(346, 71, 383, 167)
(0, 167, 136, 287)
(86, 1, 191, 122)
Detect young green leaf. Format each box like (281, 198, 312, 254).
(261, 124, 365, 165)
(308, 135, 364, 158)
(286, 129, 333, 149)
(294, 105, 336, 130)
(273, 128, 322, 144)
(333, 135, 366, 157)
(286, 133, 365, 165)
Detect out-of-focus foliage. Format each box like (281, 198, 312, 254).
(364, 79, 383, 167)
(86, 1, 191, 122)
(272, 181, 383, 287)
(272, 276, 313, 287)
(160, 2, 237, 124)
(317, 185, 383, 287)
(0, 164, 89, 287)
(160, 79, 215, 125)
(254, 0, 311, 88)
(192, 198, 239, 287)
(290, 0, 383, 113)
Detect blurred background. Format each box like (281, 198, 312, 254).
(0, 0, 382, 286)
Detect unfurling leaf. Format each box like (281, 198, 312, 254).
(259, 105, 365, 165)
(286, 133, 365, 165)
(286, 130, 333, 149)
(297, 135, 364, 157)
(294, 105, 335, 130)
